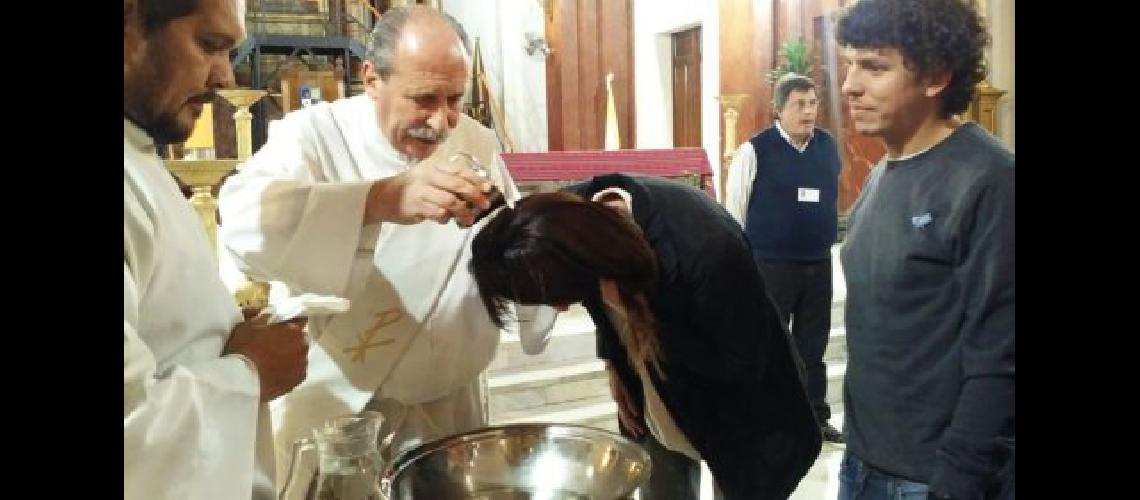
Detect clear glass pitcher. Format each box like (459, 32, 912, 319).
(279, 411, 390, 500)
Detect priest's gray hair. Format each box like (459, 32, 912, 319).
(367, 6, 471, 81)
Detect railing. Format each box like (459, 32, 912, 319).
(246, 0, 375, 43)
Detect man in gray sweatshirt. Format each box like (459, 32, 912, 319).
(835, 1, 1014, 499)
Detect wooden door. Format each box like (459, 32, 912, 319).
(545, 0, 635, 151)
(672, 27, 702, 148)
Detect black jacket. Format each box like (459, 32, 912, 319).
(564, 174, 821, 499)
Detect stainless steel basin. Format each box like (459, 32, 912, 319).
(385, 423, 652, 499)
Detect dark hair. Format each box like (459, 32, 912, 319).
(836, 0, 989, 117)
(138, 0, 200, 34)
(469, 192, 664, 371)
(772, 72, 817, 118)
(367, 5, 471, 80)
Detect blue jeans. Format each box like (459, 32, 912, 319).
(838, 451, 929, 500)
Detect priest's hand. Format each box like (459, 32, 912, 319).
(363, 156, 493, 226)
(222, 317, 310, 403)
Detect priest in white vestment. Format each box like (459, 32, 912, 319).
(216, 6, 555, 488)
(124, 0, 310, 498)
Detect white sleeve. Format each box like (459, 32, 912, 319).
(217, 115, 374, 296)
(124, 267, 262, 500)
(724, 142, 757, 227)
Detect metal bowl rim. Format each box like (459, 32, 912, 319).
(387, 422, 652, 480)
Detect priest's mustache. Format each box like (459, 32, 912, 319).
(407, 127, 447, 143)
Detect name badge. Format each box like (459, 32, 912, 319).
(798, 188, 821, 203)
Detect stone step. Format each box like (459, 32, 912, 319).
(486, 357, 845, 431)
(832, 300, 845, 329)
(488, 329, 597, 377)
(486, 303, 848, 435)
(491, 376, 843, 439)
(826, 359, 846, 407)
(493, 399, 619, 434)
(492, 299, 846, 366)
(824, 326, 847, 363)
(487, 359, 610, 416)
(492, 308, 847, 374)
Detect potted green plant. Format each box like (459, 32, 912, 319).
(767, 38, 812, 83)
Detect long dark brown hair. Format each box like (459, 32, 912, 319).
(470, 191, 664, 373)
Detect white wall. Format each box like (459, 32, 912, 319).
(986, 0, 1014, 150)
(632, 0, 721, 192)
(443, 0, 549, 152)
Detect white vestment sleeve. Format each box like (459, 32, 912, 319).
(218, 115, 374, 296)
(124, 268, 262, 499)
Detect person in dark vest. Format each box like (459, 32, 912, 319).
(468, 174, 822, 499)
(725, 73, 844, 444)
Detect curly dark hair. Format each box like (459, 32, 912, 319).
(836, 0, 989, 117)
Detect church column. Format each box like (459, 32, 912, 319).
(715, 94, 748, 204)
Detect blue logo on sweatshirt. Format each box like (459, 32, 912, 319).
(912, 212, 933, 228)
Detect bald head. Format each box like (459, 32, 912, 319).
(367, 5, 470, 81)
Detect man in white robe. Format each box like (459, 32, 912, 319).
(217, 6, 555, 487)
(124, 1, 310, 498)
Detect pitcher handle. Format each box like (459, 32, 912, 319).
(377, 426, 401, 499)
(279, 437, 316, 500)
(379, 475, 393, 500)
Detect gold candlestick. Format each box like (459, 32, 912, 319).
(165, 159, 242, 252)
(218, 88, 269, 161)
(715, 94, 749, 204)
